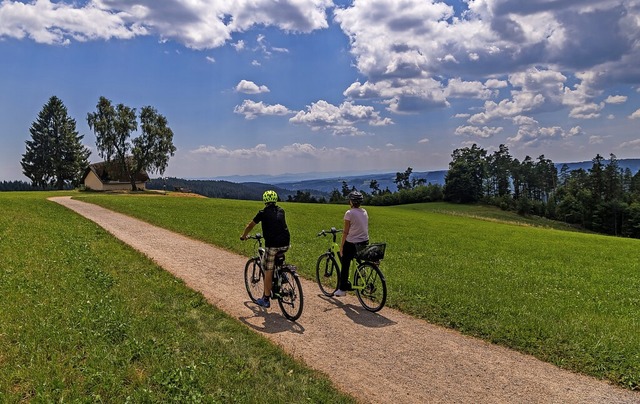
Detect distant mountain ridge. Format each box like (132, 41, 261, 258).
(270, 158, 640, 194)
(151, 158, 640, 199)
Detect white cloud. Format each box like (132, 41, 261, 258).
(233, 100, 291, 120)
(418, 138, 429, 144)
(445, 78, 494, 99)
(468, 68, 564, 125)
(630, 109, 640, 119)
(235, 79, 270, 94)
(290, 100, 393, 135)
(0, 0, 332, 49)
(0, 0, 145, 45)
(233, 40, 245, 51)
(620, 139, 640, 149)
(604, 95, 627, 104)
(507, 118, 585, 147)
(484, 79, 508, 89)
(205, 56, 215, 63)
(332, 0, 640, 125)
(454, 125, 503, 139)
(569, 102, 604, 119)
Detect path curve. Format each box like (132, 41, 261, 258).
(50, 197, 640, 404)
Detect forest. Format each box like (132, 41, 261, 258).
(423, 144, 640, 238)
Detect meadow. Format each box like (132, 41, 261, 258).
(0, 192, 353, 402)
(1, 191, 638, 400)
(76, 192, 640, 390)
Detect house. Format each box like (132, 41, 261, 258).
(82, 160, 149, 191)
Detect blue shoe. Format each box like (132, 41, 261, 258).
(256, 296, 270, 308)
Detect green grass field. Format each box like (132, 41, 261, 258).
(0, 192, 354, 402)
(2, 191, 639, 399)
(74, 192, 640, 391)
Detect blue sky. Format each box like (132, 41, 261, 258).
(1, 0, 640, 181)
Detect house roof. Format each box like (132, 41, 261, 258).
(83, 160, 150, 184)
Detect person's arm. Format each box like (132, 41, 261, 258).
(240, 221, 257, 240)
(340, 218, 351, 255)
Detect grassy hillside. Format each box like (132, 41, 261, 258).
(76, 193, 640, 390)
(0, 192, 353, 402)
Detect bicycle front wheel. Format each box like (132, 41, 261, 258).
(316, 253, 339, 296)
(277, 269, 304, 321)
(244, 258, 263, 303)
(354, 262, 387, 312)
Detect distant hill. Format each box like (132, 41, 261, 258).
(149, 158, 640, 199)
(273, 158, 640, 193)
(146, 177, 328, 200)
(273, 170, 447, 194)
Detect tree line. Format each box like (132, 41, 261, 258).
(442, 144, 640, 237)
(306, 145, 640, 238)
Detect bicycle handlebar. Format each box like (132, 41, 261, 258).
(317, 227, 342, 237)
(241, 233, 263, 241)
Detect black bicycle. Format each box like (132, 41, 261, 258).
(243, 233, 304, 321)
(316, 227, 387, 312)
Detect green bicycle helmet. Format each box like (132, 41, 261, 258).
(263, 190, 278, 203)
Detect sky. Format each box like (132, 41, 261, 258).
(1, 0, 640, 182)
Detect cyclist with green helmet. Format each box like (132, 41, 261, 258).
(241, 190, 291, 308)
(335, 190, 369, 297)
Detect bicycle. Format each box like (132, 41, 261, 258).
(315, 227, 387, 312)
(243, 233, 304, 321)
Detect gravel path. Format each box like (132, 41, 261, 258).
(50, 196, 640, 404)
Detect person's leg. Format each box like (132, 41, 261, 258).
(339, 241, 355, 291)
(255, 248, 276, 307)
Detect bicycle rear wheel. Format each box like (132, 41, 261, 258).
(315, 253, 339, 296)
(244, 257, 263, 303)
(277, 268, 304, 321)
(354, 262, 387, 312)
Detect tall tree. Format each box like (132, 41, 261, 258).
(588, 153, 606, 202)
(394, 167, 413, 190)
(535, 155, 557, 202)
(87, 97, 176, 191)
(486, 144, 512, 197)
(369, 179, 380, 195)
(21, 96, 90, 189)
(444, 144, 487, 203)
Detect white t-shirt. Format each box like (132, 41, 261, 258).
(344, 207, 369, 243)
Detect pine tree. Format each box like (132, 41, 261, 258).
(21, 96, 91, 189)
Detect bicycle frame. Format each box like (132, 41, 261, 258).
(243, 233, 304, 320)
(316, 227, 387, 312)
(317, 227, 369, 292)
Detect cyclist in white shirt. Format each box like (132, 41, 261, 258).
(335, 190, 369, 297)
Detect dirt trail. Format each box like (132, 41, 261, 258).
(50, 196, 639, 404)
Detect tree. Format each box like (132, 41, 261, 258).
(369, 179, 380, 195)
(87, 97, 176, 191)
(21, 96, 91, 189)
(535, 155, 557, 202)
(330, 188, 343, 203)
(486, 144, 512, 198)
(444, 144, 487, 203)
(341, 181, 352, 198)
(394, 167, 413, 190)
